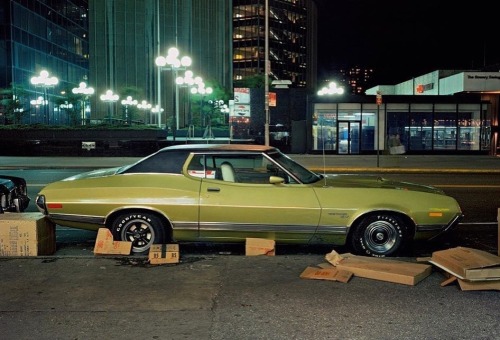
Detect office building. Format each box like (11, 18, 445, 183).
(233, 0, 317, 89)
(89, 0, 233, 128)
(0, 0, 89, 124)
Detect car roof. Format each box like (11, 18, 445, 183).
(159, 144, 278, 153)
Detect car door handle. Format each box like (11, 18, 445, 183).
(207, 187, 221, 192)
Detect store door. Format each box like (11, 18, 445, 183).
(338, 121, 360, 154)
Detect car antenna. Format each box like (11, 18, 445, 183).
(320, 123, 327, 186)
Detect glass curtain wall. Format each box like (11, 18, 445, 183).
(312, 101, 490, 153)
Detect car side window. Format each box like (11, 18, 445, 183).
(186, 155, 216, 179)
(208, 155, 288, 184)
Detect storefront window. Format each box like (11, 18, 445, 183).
(360, 105, 377, 151)
(433, 112, 457, 149)
(386, 106, 409, 151)
(313, 109, 337, 151)
(409, 112, 433, 150)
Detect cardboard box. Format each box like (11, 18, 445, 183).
(0, 212, 56, 256)
(245, 238, 275, 256)
(430, 246, 500, 280)
(324, 250, 432, 286)
(93, 228, 132, 255)
(149, 244, 180, 264)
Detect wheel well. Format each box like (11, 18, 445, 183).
(347, 210, 416, 243)
(105, 208, 173, 241)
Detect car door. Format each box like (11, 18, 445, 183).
(196, 153, 321, 242)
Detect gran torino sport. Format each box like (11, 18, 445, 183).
(36, 144, 463, 257)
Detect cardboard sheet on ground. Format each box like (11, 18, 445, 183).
(245, 238, 275, 256)
(93, 228, 132, 255)
(149, 244, 179, 264)
(430, 247, 500, 281)
(324, 250, 432, 286)
(300, 266, 353, 283)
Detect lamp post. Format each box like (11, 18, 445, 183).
(137, 100, 152, 124)
(72, 82, 95, 125)
(99, 90, 119, 123)
(30, 96, 47, 124)
(30, 70, 58, 125)
(151, 105, 164, 126)
(121, 96, 138, 124)
(155, 47, 192, 133)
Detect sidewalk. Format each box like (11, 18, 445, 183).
(1, 154, 499, 173)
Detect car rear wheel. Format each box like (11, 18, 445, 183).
(350, 213, 407, 257)
(111, 212, 167, 254)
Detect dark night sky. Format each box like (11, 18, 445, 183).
(315, 0, 500, 85)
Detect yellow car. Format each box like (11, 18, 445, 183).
(36, 144, 463, 256)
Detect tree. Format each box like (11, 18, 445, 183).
(54, 86, 81, 126)
(0, 84, 29, 124)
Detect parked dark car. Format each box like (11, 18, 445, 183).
(0, 175, 30, 213)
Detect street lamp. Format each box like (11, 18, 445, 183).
(317, 82, 345, 96)
(155, 47, 192, 132)
(72, 82, 95, 125)
(121, 96, 138, 124)
(151, 105, 164, 126)
(30, 70, 58, 125)
(191, 85, 213, 129)
(99, 90, 119, 123)
(30, 96, 47, 124)
(137, 100, 152, 124)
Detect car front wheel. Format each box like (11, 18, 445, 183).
(350, 213, 407, 257)
(111, 212, 167, 254)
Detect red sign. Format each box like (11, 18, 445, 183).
(416, 84, 424, 93)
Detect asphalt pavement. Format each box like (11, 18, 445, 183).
(1, 152, 499, 339)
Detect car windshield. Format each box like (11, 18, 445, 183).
(267, 151, 322, 184)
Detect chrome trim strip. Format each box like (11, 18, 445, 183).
(416, 213, 463, 234)
(49, 213, 105, 225)
(172, 221, 348, 234)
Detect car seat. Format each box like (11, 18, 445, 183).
(220, 162, 236, 182)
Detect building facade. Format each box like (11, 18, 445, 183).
(0, 0, 89, 124)
(233, 0, 317, 89)
(308, 70, 500, 155)
(89, 0, 233, 128)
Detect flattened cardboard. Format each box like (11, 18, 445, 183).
(245, 238, 275, 256)
(325, 250, 432, 286)
(430, 247, 500, 280)
(458, 278, 500, 291)
(93, 228, 132, 255)
(0, 212, 56, 256)
(149, 244, 180, 264)
(300, 266, 352, 283)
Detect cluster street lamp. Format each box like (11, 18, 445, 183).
(317, 82, 345, 96)
(30, 96, 47, 124)
(99, 90, 119, 123)
(121, 96, 138, 124)
(151, 105, 164, 126)
(30, 70, 58, 124)
(155, 47, 192, 132)
(137, 100, 152, 124)
(72, 82, 95, 125)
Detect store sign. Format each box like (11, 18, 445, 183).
(234, 88, 250, 104)
(269, 92, 276, 107)
(234, 104, 251, 117)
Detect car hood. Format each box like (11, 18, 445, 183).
(61, 167, 122, 181)
(318, 174, 445, 195)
